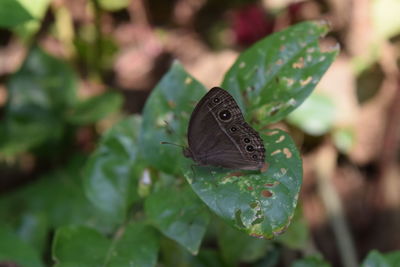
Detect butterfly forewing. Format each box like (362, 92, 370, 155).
(185, 87, 265, 170)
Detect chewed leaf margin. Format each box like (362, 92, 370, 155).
(184, 129, 302, 239)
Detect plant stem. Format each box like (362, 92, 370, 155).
(315, 143, 358, 267)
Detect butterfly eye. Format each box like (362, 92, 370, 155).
(230, 126, 237, 132)
(244, 138, 250, 143)
(246, 145, 254, 152)
(219, 110, 231, 120)
(252, 155, 258, 159)
(213, 97, 220, 103)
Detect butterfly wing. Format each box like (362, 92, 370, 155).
(186, 87, 265, 170)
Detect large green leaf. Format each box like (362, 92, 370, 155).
(84, 115, 142, 223)
(145, 186, 210, 254)
(66, 91, 123, 125)
(0, 157, 116, 236)
(222, 20, 339, 125)
(291, 255, 330, 267)
(0, 224, 43, 267)
(1, 46, 77, 156)
(52, 223, 159, 267)
(0, 0, 34, 28)
(185, 129, 302, 238)
(216, 221, 272, 266)
(361, 250, 400, 267)
(139, 62, 207, 175)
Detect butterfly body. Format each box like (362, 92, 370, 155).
(184, 87, 265, 170)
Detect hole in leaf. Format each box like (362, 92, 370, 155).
(283, 77, 294, 87)
(185, 77, 192, 84)
(271, 149, 281, 156)
(281, 168, 287, 175)
(267, 130, 279, 136)
(276, 135, 285, 143)
(300, 76, 312, 86)
(235, 209, 245, 228)
(249, 201, 258, 208)
(283, 148, 292, 158)
(239, 62, 246, 68)
(292, 57, 305, 69)
(261, 190, 273, 198)
(307, 47, 315, 53)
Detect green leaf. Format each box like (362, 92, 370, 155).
(52, 225, 110, 267)
(0, 156, 116, 233)
(1, 46, 77, 156)
(276, 206, 309, 249)
(0, 0, 34, 28)
(98, 0, 131, 11)
(14, 0, 52, 40)
(362, 250, 400, 267)
(0, 224, 44, 267)
(291, 255, 331, 267)
(159, 238, 225, 267)
(145, 186, 210, 254)
(15, 212, 49, 255)
(222, 20, 339, 125)
(139, 61, 207, 175)
(107, 223, 159, 267)
(287, 92, 336, 136)
(84, 115, 142, 223)
(185, 129, 302, 238)
(66, 91, 123, 125)
(52, 223, 159, 267)
(216, 222, 272, 266)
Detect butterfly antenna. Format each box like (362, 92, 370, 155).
(163, 120, 177, 136)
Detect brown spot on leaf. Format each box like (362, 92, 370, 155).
(168, 100, 176, 108)
(260, 162, 269, 173)
(262, 190, 273, 198)
(250, 233, 265, 239)
(276, 59, 283, 65)
(247, 186, 254, 191)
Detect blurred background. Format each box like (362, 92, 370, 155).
(0, 0, 400, 266)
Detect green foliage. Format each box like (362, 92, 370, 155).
(0, 224, 43, 267)
(52, 223, 159, 267)
(222, 21, 338, 125)
(0, 47, 122, 157)
(145, 186, 210, 254)
(361, 250, 400, 267)
(0, 0, 34, 28)
(0, 21, 343, 266)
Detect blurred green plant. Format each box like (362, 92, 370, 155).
(6, 19, 398, 267)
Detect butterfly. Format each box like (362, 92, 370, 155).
(183, 87, 265, 170)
